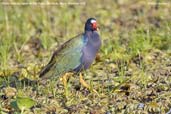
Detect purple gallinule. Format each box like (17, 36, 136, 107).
(39, 18, 101, 95)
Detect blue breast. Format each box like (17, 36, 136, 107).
(74, 31, 101, 72)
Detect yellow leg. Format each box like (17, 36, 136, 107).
(79, 73, 99, 95)
(60, 72, 73, 96)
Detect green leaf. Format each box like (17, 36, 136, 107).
(11, 96, 36, 112)
(16, 96, 36, 111)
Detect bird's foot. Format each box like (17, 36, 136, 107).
(60, 72, 74, 97)
(79, 73, 99, 96)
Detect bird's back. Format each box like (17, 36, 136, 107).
(39, 34, 85, 79)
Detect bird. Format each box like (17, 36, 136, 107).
(39, 18, 101, 95)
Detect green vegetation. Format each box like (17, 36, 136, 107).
(0, 0, 171, 113)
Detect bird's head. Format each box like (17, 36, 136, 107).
(85, 18, 98, 31)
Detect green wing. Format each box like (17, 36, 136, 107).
(39, 34, 84, 79)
